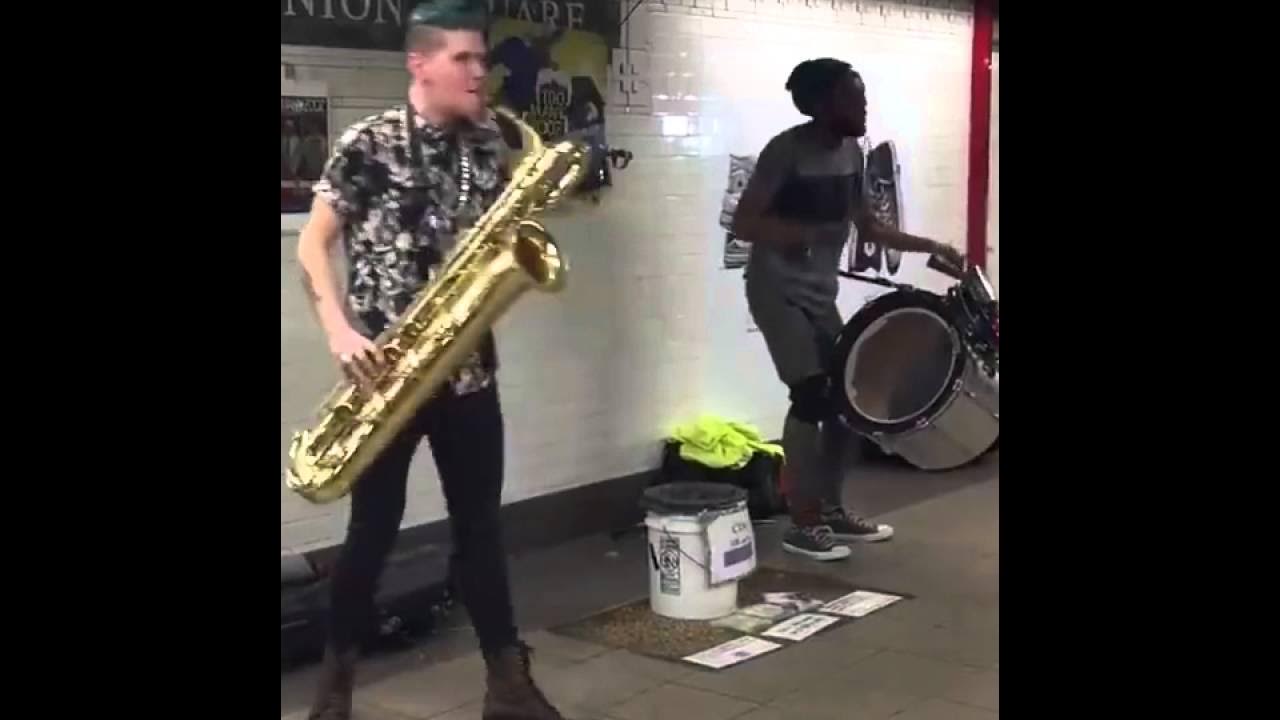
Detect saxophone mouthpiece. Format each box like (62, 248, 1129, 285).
(495, 106, 544, 157)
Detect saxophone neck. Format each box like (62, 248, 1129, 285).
(492, 106, 545, 160)
(489, 105, 588, 214)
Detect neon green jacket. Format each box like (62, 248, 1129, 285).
(669, 416, 784, 470)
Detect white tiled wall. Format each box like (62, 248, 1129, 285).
(280, 0, 979, 553)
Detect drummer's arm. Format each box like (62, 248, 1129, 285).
(732, 136, 847, 247)
(853, 204, 963, 264)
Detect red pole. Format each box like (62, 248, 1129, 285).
(965, 0, 994, 269)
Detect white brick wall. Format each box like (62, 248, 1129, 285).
(280, 0, 978, 553)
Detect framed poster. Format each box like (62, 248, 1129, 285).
(281, 94, 330, 214)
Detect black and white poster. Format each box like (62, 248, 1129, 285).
(719, 154, 756, 269)
(844, 139, 905, 276)
(281, 95, 330, 213)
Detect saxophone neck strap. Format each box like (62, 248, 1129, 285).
(406, 98, 423, 170)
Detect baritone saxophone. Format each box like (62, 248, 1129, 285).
(286, 108, 588, 504)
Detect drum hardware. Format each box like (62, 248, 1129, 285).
(925, 252, 966, 281)
(837, 269, 914, 292)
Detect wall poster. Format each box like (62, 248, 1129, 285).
(486, 1, 612, 191)
(281, 94, 330, 213)
(719, 154, 756, 270)
(844, 138, 905, 276)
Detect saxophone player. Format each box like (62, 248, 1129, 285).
(294, 2, 566, 718)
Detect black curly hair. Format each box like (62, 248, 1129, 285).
(785, 58, 857, 117)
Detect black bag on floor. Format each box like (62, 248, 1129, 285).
(280, 549, 456, 669)
(658, 441, 787, 519)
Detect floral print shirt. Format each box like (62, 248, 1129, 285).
(313, 105, 511, 395)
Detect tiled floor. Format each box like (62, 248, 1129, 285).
(281, 454, 999, 719)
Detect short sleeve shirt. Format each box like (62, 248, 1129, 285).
(313, 106, 511, 395)
(744, 124, 865, 315)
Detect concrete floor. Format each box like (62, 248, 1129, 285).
(281, 453, 999, 720)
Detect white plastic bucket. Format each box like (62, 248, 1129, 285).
(646, 511, 737, 620)
(645, 499, 752, 620)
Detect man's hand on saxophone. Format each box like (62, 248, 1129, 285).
(297, 197, 385, 390)
(329, 325, 384, 390)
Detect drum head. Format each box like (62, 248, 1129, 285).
(830, 290, 963, 435)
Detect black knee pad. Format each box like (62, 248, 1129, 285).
(788, 375, 831, 424)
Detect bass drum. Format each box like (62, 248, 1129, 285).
(830, 288, 999, 471)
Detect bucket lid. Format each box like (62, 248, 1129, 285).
(641, 482, 747, 515)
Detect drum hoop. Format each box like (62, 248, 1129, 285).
(844, 306, 960, 425)
(829, 289, 967, 436)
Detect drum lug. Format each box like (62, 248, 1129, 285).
(962, 387, 998, 420)
(870, 432, 894, 454)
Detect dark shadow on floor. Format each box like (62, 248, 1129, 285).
(843, 450, 999, 519)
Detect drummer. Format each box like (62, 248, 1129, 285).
(732, 58, 964, 561)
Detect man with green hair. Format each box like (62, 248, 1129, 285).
(295, 2, 567, 718)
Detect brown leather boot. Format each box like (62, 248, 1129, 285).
(307, 646, 358, 720)
(482, 642, 566, 720)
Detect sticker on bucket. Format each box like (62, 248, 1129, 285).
(657, 535, 682, 595)
(723, 542, 754, 567)
(706, 508, 756, 585)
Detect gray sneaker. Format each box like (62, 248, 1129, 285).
(782, 525, 852, 561)
(822, 507, 894, 543)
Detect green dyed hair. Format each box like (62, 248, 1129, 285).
(405, 0, 490, 52)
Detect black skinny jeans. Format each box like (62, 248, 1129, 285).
(326, 383, 517, 655)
